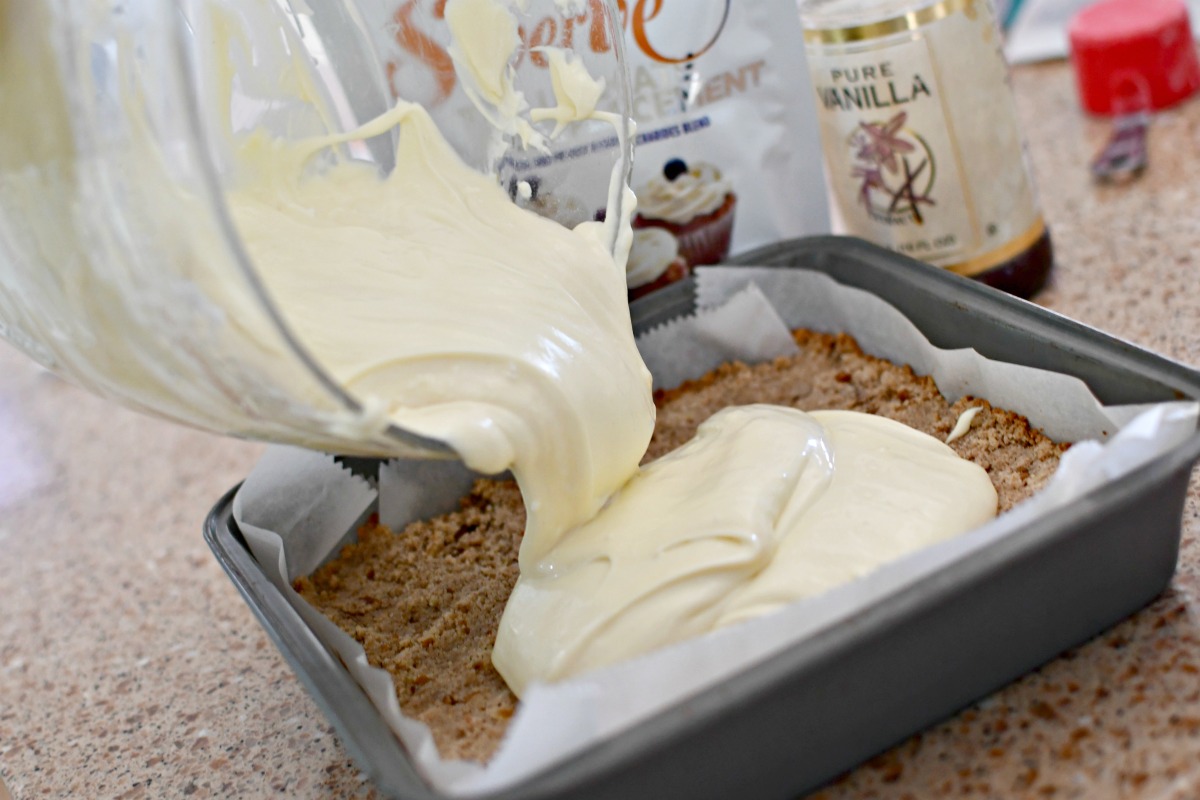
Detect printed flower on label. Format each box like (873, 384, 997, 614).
(853, 111, 915, 174)
(848, 111, 936, 224)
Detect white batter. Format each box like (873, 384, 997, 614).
(1, 0, 999, 695)
(228, 98, 654, 566)
(493, 407, 997, 694)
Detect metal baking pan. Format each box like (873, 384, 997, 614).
(205, 235, 1200, 800)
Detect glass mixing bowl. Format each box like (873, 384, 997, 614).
(0, 0, 633, 456)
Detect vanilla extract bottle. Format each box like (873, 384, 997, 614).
(798, 0, 1052, 298)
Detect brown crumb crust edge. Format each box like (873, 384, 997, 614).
(294, 328, 1068, 764)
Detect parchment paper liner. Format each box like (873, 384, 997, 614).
(232, 267, 1198, 796)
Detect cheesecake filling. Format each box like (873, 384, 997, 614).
(493, 406, 997, 695)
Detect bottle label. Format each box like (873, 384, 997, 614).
(804, 0, 1042, 275)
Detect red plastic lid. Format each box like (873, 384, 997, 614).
(1068, 0, 1200, 115)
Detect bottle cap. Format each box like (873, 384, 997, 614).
(1068, 0, 1200, 115)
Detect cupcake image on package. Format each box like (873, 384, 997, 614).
(634, 159, 738, 268)
(626, 228, 691, 301)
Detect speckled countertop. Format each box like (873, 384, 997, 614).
(3, 60, 1200, 799)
